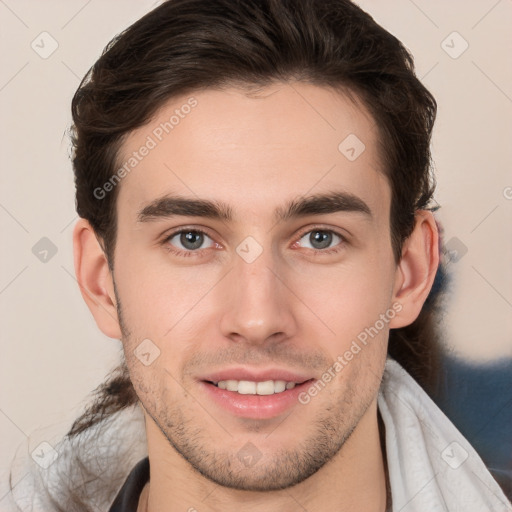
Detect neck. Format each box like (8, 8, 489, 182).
(138, 399, 388, 512)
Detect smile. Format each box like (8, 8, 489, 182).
(200, 377, 315, 419)
(210, 379, 302, 395)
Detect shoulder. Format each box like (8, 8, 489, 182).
(378, 358, 512, 511)
(5, 405, 147, 512)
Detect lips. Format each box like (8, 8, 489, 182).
(215, 379, 298, 395)
(197, 367, 316, 419)
(199, 367, 314, 385)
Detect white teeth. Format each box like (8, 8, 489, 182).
(214, 379, 299, 395)
(238, 381, 256, 394)
(256, 380, 274, 395)
(225, 380, 238, 392)
(273, 380, 286, 393)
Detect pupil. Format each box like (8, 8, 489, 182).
(310, 231, 331, 249)
(181, 231, 203, 250)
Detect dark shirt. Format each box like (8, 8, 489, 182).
(109, 457, 149, 512)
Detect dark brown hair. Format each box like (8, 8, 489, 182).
(69, 0, 444, 438)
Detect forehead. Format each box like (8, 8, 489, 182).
(115, 82, 389, 223)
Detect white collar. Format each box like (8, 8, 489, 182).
(379, 358, 511, 511)
(6, 358, 511, 511)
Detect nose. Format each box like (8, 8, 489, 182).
(219, 246, 298, 346)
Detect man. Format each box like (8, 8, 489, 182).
(6, 0, 511, 511)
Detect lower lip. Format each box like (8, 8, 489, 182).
(199, 380, 314, 420)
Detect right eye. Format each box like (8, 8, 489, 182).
(163, 228, 217, 257)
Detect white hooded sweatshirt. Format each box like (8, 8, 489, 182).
(3, 359, 511, 511)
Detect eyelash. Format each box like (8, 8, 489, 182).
(161, 226, 347, 258)
(162, 228, 216, 258)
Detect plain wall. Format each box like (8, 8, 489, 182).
(1, 0, 511, 500)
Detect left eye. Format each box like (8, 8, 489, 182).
(298, 229, 343, 250)
(166, 230, 215, 251)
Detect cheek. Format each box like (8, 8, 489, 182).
(296, 265, 393, 399)
(114, 250, 225, 339)
(291, 256, 396, 345)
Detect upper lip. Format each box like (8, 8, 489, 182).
(199, 367, 315, 384)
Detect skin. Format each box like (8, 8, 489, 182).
(73, 82, 439, 512)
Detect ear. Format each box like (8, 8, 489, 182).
(72, 218, 122, 339)
(389, 210, 439, 329)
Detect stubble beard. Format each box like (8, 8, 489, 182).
(115, 289, 380, 492)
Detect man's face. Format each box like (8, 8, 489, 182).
(112, 83, 399, 490)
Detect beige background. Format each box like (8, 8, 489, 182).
(1, 0, 511, 501)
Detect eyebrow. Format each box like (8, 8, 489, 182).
(136, 191, 372, 224)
